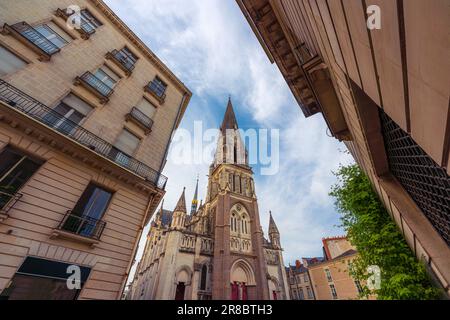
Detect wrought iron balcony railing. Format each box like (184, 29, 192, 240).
(2, 22, 60, 60)
(0, 80, 168, 190)
(0, 190, 23, 215)
(75, 71, 114, 103)
(55, 8, 96, 39)
(58, 211, 106, 240)
(126, 107, 153, 133)
(107, 49, 136, 75)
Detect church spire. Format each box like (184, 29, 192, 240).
(174, 187, 187, 213)
(220, 97, 238, 133)
(268, 211, 280, 235)
(191, 176, 199, 215)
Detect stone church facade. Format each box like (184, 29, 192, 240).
(127, 100, 290, 300)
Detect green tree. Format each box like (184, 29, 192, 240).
(330, 164, 441, 300)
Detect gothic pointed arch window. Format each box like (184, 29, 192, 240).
(231, 212, 238, 233)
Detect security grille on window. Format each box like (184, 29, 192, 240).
(380, 111, 450, 246)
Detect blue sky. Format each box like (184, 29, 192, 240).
(104, 0, 354, 268)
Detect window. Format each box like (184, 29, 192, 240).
(292, 289, 298, 300)
(0, 257, 90, 300)
(115, 47, 138, 70)
(80, 9, 102, 30)
(304, 273, 309, 283)
(45, 94, 93, 134)
(325, 269, 332, 282)
(147, 76, 167, 98)
(298, 288, 305, 300)
(0, 146, 43, 210)
(200, 265, 207, 291)
(329, 284, 338, 299)
(114, 129, 141, 156)
(231, 212, 237, 233)
(34, 22, 71, 48)
(61, 183, 112, 238)
(0, 45, 27, 76)
(306, 286, 313, 299)
(94, 65, 119, 89)
(137, 98, 157, 119)
(72, 183, 112, 220)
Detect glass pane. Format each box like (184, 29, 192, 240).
(34, 25, 67, 49)
(0, 274, 79, 300)
(0, 147, 23, 180)
(1, 158, 41, 193)
(72, 183, 112, 220)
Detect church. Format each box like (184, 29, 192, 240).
(127, 100, 290, 300)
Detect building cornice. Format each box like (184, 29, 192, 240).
(89, 0, 192, 99)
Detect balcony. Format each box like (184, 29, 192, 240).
(126, 107, 153, 134)
(1, 22, 60, 61)
(55, 8, 96, 40)
(0, 190, 23, 222)
(106, 49, 136, 76)
(145, 80, 166, 104)
(74, 71, 114, 104)
(0, 80, 168, 190)
(51, 211, 106, 247)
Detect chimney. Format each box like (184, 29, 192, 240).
(295, 260, 302, 269)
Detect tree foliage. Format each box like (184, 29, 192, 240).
(330, 164, 441, 300)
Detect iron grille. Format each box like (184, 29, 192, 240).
(79, 71, 114, 98)
(0, 80, 167, 189)
(128, 107, 154, 131)
(59, 211, 106, 240)
(380, 111, 450, 245)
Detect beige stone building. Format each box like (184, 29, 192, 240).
(237, 0, 450, 295)
(0, 0, 191, 299)
(286, 259, 316, 300)
(308, 237, 363, 300)
(127, 100, 290, 300)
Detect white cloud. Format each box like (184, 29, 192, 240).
(104, 0, 355, 272)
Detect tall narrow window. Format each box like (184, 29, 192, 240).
(0, 45, 27, 76)
(325, 269, 332, 282)
(114, 129, 141, 156)
(147, 76, 167, 98)
(137, 98, 157, 119)
(329, 284, 338, 299)
(62, 183, 112, 238)
(34, 22, 71, 48)
(94, 65, 119, 89)
(200, 265, 207, 291)
(45, 94, 93, 135)
(80, 9, 102, 30)
(0, 146, 43, 210)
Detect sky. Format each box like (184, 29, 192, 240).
(104, 0, 354, 272)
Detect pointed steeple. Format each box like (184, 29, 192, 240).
(191, 176, 199, 215)
(174, 187, 187, 213)
(268, 211, 279, 235)
(221, 97, 238, 133)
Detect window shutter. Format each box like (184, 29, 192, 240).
(62, 94, 93, 116)
(115, 129, 140, 155)
(137, 99, 156, 119)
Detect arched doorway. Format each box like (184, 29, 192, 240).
(174, 267, 192, 301)
(268, 277, 280, 300)
(230, 259, 255, 300)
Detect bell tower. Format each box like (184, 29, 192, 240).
(209, 99, 269, 300)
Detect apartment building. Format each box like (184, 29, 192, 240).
(308, 237, 365, 300)
(0, 0, 191, 299)
(286, 260, 315, 300)
(237, 0, 450, 295)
